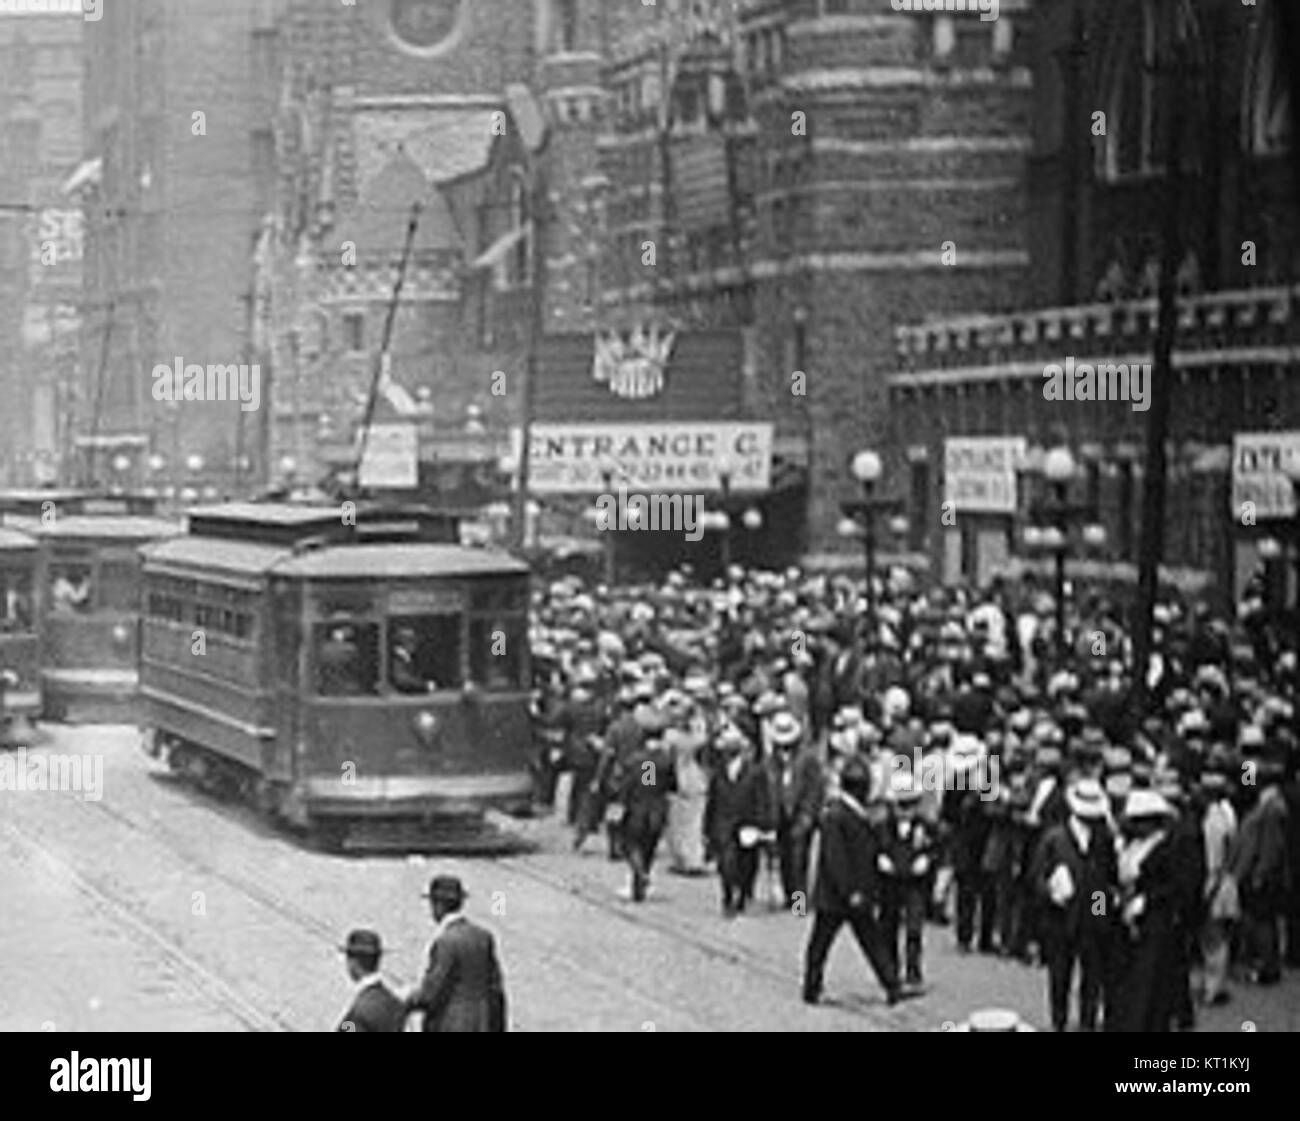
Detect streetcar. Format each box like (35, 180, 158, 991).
(138, 502, 534, 850)
(0, 490, 181, 722)
(0, 524, 40, 726)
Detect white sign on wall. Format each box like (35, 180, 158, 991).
(359, 423, 419, 489)
(1231, 431, 1300, 520)
(528, 422, 773, 493)
(943, 436, 1026, 515)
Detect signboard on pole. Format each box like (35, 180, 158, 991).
(943, 436, 1026, 515)
(359, 423, 419, 489)
(1231, 431, 1300, 520)
(528, 421, 773, 493)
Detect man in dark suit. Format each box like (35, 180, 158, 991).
(408, 876, 506, 1032)
(802, 758, 912, 1007)
(336, 929, 406, 1032)
(611, 733, 677, 902)
(703, 725, 773, 916)
(1030, 778, 1118, 1032)
(765, 714, 824, 909)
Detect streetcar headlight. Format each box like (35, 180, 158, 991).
(413, 710, 440, 745)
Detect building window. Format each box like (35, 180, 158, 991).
(1098, 0, 1201, 179)
(553, 0, 578, 53)
(1244, 0, 1293, 155)
(343, 312, 365, 353)
(388, 0, 465, 53)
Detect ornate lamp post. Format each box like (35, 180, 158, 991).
(838, 449, 898, 650)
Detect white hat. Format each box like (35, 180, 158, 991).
(1066, 779, 1108, 821)
(1239, 724, 1265, 749)
(768, 711, 804, 747)
(1124, 790, 1174, 819)
(958, 1008, 1035, 1033)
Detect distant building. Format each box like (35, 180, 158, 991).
(75, 0, 290, 500)
(0, 5, 84, 485)
(888, 0, 1296, 606)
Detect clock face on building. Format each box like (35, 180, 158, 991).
(390, 0, 465, 50)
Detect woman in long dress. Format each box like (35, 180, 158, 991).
(666, 719, 710, 875)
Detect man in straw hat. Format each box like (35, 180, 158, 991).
(336, 929, 406, 1032)
(704, 724, 773, 916)
(1108, 790, 1180, 1032)
(765, 711, 823, 909)
(878, 775, 935, 989)
(1030, 778, 1118, 1031)
(408, 876, 506, 1032)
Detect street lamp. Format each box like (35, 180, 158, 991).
(1024, 445, 1093, 659)
(847, 448, 889, 645)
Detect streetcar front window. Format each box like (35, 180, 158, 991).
(469, 616, 525, 689)
(50, 563, 93, 615)
(0, 573, 32, 632)
(388, 614, 462, 693)
(313, 622, 380, 696)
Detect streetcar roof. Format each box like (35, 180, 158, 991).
(276, 543, 529, 580)
(20, 515, 183, 540)
(141, 536, 294, 576)
(0, 526, 37, 551)
(141, 538, 529, 581)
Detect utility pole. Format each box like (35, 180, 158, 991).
(355, 201, 422, 483)
(1130, 29, 1190, 717)
(515, 156, 550, 550)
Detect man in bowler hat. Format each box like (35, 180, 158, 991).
(337, 929, 406, 1032)
(408, 876, 507, 1032)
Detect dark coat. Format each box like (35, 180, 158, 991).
(1031, 820, 1118, 939)
(411, 917, 506, 1033)
(811, 795, 884, 914)
(1110, 833, 1182, 1033)
(614, 744, 677, 839)
(765, 749, 824, 834)
(703, 758, 773, 850)
(338, 978, 407, 1032)
(877, 810, 935, 882)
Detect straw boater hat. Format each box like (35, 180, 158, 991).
(954, 1008, 1036, 1033)
(1124, 790, 1175, 820)
(1065, 778, 1109, 821)
(768, 711, 804, 748)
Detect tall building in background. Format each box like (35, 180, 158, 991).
(75, 0, 289, 499)
(0, 5, 85, 486)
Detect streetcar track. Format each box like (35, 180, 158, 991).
(0, 819, 291, 1033)
(49, 768, 723, 1030)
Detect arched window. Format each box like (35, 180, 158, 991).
(1243, 0, 1293, 155)
(553, 0, 578, 54)
(1096, 0, 1202, 179)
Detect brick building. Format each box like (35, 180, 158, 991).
(261, 0, 606, 499)
(75, 0, 289, 500)
(0, 5, 84, 486)
(887, 0, 1296, 606)
(592, 0, 1036, 558)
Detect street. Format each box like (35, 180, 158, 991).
(2, 727, 1295, 1033)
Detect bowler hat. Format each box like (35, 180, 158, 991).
(340, 929, 383, 958)
(422, 875, 467, 903)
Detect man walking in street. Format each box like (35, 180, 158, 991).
(336, 929, 406, 1032)
(1031, 778, 1118, 1032)
(803, 757, 913, 1007)
(408, 876, 507, 1032)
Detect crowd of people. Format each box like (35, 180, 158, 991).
(529, 561, 1299, 1030)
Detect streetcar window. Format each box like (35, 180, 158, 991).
(313, 622, 380, 696)
(388, 614, 462, 693)
(469, 615, 525, 689)
(0, 573, 32, 632)
(49, 563, 93, 614)
(98, 561, 140, 611)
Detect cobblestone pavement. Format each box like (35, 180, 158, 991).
(1, 726, 1295, 1033)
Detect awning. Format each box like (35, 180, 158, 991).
(471, 224, 527, 270)
(61, 157, 102, 196)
